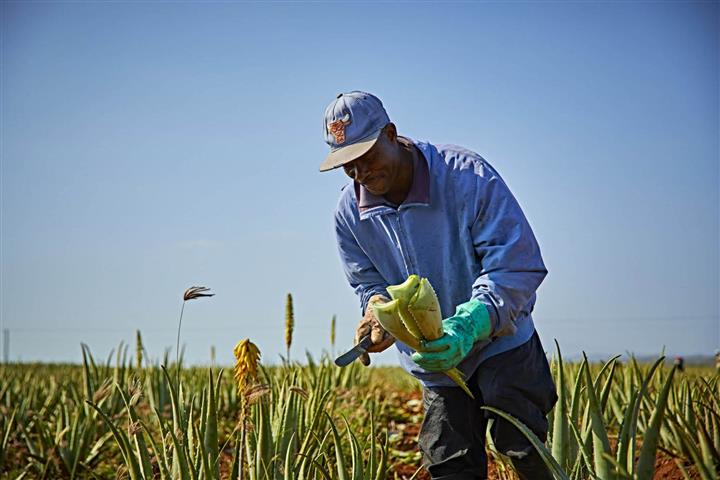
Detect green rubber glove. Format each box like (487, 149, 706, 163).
(411, 298, 492, 372)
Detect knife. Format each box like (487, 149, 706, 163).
(334, 335, 373, 367)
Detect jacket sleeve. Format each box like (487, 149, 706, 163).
(468, 166, 548, 336)
(335, 212, 389, 315)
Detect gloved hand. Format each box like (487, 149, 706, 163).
(355, 294, 395, 366)
(411, 298, 492, 372)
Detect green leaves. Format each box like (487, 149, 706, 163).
(5, 338, 720, 480)
(482, 405, 570, 480)
(581, 353, 614, 480)
(635, 365, 676, 479)
(551, 340, 570, 471)
(505, 346, 695, 480)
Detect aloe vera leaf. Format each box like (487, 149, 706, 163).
(636, 365, 676, 480)
(141, 420, 171, 480)
(84, 400, 142, 480)
(615, 390, 637, 470)
(255, 399, 273, 480)
(587, 355, 620, 402)
(283, 431, 296, 480)
(167, 427, 192, 480)
(160, 365, 184, 439)
(482, 406, 571, 480)
(342, 416, 364, 479)
(282, 394, 299, 474)
(407, 466, 424, 480)
(373, 430, 388, 480)
(153, 407, 173, 477)
(671, 416, 716, 480)
(309, 458, 334, 480)
(84, 430, 113, 469)
(372, 300, 421, 350)
(407, 278, 443, 340)
(673, 458, 693, 480)
(81, 345, 95, 406)
(230, 427, 242, 480)
(296, 390, 332, 464)
(116, 384, 153, 478)
(697, 418, 717, 480)
(570, 356, 587, 423)
(325, 412, 349, 480)
(581, 355, 614, 480)
(368, 406, 376, 477)
(444, 368, 474, 399)
(190, 394, 200, 473)
(204, 369, 220, 478)
(626, 356, 664, 476)
(599, 358, 619, 415)
(568, 418, 593, 476)
(552, 340, 570, 471)
(161, 365, 186, 478)
(196, 421, 212, 480)
(601, 452, 631, 479)
(386, 276, 424, 340)
(568, 357, 586, 465)
(397, 303, 424, 341)
(385, 275, 420, 304)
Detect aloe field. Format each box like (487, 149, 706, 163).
(0, 334, 718, 480)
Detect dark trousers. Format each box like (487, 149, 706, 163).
(419, 331, 558, 480)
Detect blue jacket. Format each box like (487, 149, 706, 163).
(334, 139, 547, 386)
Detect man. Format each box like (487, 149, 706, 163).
(321, 91, 557, 480)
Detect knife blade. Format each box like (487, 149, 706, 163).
(334, 335, 374, 367)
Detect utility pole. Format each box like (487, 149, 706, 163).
(2, 329, 8, 364)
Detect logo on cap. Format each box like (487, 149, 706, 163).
(327, 113, 351, 145)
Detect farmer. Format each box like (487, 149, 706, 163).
(320, 91, 557, 480)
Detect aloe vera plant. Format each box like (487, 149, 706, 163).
(3, 328, 719, 479)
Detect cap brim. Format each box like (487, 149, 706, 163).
(319, 131, 381, 172)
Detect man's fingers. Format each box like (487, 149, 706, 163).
(411, 351, 444, 371)
(356, 322, 371, 338)
(369, 321, 385, 344)
(358, 352, 370, 366)
(367, 334, 395, 353)
(411, 350, 459, 372)
(354, 322, 371, 345)
(356, 304, 395, 363)
(420, 338, 452, 353)
(412, 342, 464, 370)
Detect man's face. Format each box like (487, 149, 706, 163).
(342, 129, 399, 196)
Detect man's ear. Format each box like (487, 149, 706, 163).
(382, 123, 398, 143)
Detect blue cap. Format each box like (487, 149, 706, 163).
(320, 91, 391, 172)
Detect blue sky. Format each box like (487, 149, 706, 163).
(1, 2, 718, 366)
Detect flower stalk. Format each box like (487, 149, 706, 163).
(285, 293, 294, 362)
(233, 338, 261, 480)
(175, 286, 214, 388)
(330, 314, 336, 357)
